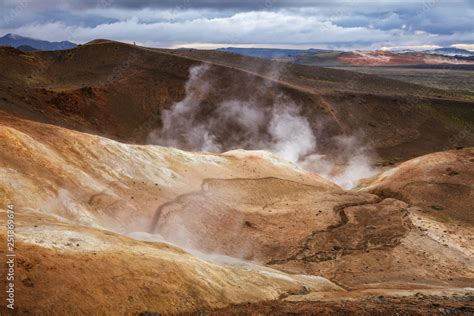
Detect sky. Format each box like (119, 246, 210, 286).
(1, 0, 473, 50)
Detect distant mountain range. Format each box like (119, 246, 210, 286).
(217, 47, 336, 58)
(425, 47, 474, 57)
(1, 33, 472, 64)
(0, 33, 76, 51)
(218, 46, 474, 59)
(216, 46, 474, 66)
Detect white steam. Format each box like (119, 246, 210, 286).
(149, 64, 378, 188)
(301, 135, 379, 189)
(268, 104, 316, 162)
(149, 64, 315, 162)
(150, 64, 219, 152)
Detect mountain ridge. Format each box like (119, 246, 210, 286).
(0, 33, 76, 51)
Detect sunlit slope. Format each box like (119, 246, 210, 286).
(360, 147, 474, 225)
(0, 112, 344, 314)
(0, 209, 342, 315)
(0, 112, 472, 301)
(0, 112, 337, 231)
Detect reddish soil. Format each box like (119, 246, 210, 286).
(337, 50, 474, 66)
(1, 41, 473, 162)
(0, 40, 473, 315)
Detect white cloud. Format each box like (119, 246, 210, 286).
(1, 3, 473, 49)
(451, 43, 474, 51)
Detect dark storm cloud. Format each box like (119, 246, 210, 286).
(3, 0, 465, 11)
(0, 0, 473, 50)
(1, 0, 325, 11)
(0, 0, 364, 10)
(77, 0, 332, 9)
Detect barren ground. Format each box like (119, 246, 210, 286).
(0, 41, 473, 315)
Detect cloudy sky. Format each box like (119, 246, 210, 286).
(1, 0, 473, 50)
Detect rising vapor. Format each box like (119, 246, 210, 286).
(149, 64, 378, 188)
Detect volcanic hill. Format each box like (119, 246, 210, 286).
(0, 40, 473, 314)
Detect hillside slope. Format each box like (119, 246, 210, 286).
(361, 147, 474, 225)
(0, 40, 473, 313)
(0, 40, 473, 163)
(0, 114, 472, 313)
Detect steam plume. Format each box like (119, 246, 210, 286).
(149, 64, 378, 188)
(149, 64, 315, 162)
(301, 135, 379, 189)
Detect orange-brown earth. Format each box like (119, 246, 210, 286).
(0, 40, 473, 315)
(185, 292, 474, 315)
(1, 40, 473, 162)
(152, 176, 473, 292)
(362, 147, 474, 225)
(0, 114, 472, 314)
